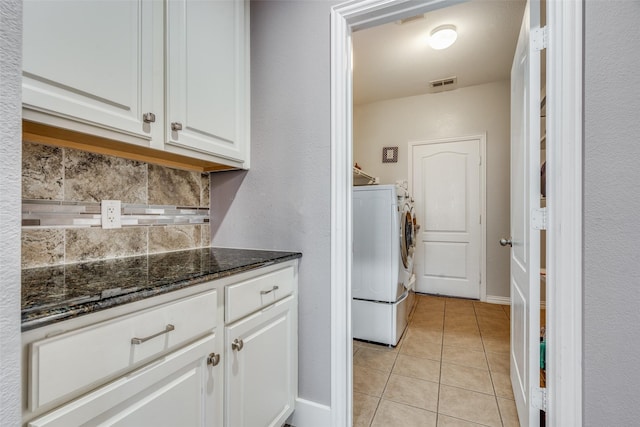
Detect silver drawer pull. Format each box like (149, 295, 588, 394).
(131, 324, 175, 345)
(260, 285, 279, 295)
(231, 338, 244, 352)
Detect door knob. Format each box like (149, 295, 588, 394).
(171, 122, 183, 131)
(499, 238, 513, 247)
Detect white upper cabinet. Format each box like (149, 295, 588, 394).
(22, 0, 250, 170)
(166, 0, 249, 165)
(22, 0, 157, 142)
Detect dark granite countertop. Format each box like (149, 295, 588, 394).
(22, 247, 302, 331)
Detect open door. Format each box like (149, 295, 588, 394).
(508, 0, 543, 426)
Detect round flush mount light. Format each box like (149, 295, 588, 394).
(429, 25, 458, 50)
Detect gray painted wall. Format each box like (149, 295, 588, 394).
(211, 0, 336, 405)
(0, 0, 22, 425)
(584, 1, 640, 425)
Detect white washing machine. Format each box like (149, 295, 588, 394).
(352, 184, 417, 346)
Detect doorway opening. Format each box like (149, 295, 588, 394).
(350, 2, 520, 425)
(331, 0, 583, 426)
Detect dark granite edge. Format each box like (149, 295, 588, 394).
(22, 252, 301, 332)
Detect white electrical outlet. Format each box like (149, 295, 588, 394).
(101, 200, 122, 229)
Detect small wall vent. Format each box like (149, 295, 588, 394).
(429, 76, 458, 91)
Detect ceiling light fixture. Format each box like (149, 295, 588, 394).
(429, 25, 457, 50)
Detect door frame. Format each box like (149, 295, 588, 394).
(408, 134, 487, 302)
(330, 1, 583, 426)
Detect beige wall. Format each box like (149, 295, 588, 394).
(354, 80, 511, 299)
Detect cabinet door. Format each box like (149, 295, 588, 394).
(166, 0, 249, 166)
(22, 0, 159, 144)
(28, 335, 222, 427)
(225, 296, 297, 427)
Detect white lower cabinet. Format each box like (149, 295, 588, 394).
(225, 296, 297, 427)
(28, 334, 220, 427)
(22, 261, 298, 427)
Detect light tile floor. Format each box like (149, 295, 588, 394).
(353, 294, 520, 427)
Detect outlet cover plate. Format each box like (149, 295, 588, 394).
(101, 200, 122, 229)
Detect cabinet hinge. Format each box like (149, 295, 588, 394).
(532, 26, 548, 51)
(532, 387, 548, 412)
(531, 207, 547, 230)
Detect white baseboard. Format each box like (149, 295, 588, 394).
(287, 398, 331, 427)
(485, 295, 547, 309)
(486, 295, 511, 305)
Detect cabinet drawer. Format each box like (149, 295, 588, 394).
(28, 334, 217, 427)
(29, 289, 217, 411)
(225, 266, 294, 324)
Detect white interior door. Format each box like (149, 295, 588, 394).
(509, 1, 541, 426)
(410, 137, 482, 299)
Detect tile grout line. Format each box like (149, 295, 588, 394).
(366, 326, 403, 426)
(475, 302, 507, 427)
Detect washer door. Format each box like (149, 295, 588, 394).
(400, 204, 415, 269)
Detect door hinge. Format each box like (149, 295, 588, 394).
(532, 26, 548, 51)
(532, 387, 548, 412)
(531, 207, 547, 230)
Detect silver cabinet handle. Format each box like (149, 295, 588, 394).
(260, 285, 279, 295)
(207, 352, 221, 366)
(499, 238, 513, 247)
(131, 324, 175, 345)
(171, 122, 183, 131)
(231, 338, 244, 351)
(143, 112, 156, 123)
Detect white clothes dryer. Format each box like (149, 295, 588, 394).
(352, 184, 414, 346)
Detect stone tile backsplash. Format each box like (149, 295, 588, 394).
(22, 142, 211, 268)
(64, 149, 148, 203)
(22, 142, 64, 200)
(148, 164, 201, 206)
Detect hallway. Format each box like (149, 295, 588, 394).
(353, 294, 519, 426)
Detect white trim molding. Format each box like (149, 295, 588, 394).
(329, 5, 353, 427)
(546, 0, 583, 426)
(288, 398, 331, 427)
(485, 295, 547, 309)
(486, 295, 511, 306)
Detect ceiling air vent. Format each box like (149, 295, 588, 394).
(429, 76, 458, 92)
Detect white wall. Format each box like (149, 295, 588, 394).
(354, 81, 511, 298)
(210, 0, 336, 405)
(583, 1, 640, 424)
(0, 0, 22, 425)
